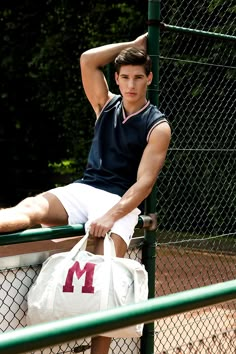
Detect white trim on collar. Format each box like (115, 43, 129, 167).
(122, 101, 150, 124)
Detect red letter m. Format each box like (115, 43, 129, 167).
(62, 261, 96, 294)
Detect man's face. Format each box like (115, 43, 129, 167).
(115, 65, 152, 103)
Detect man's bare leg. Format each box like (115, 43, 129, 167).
(91, 233, 127, 354)
(0, 192, 68, 233)
(91, 336, 111, 354)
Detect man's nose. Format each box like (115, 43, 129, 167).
(128, 79, 135, 88)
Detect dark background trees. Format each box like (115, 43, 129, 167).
(0, 0, 146, 205)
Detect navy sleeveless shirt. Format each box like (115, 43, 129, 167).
(75, 95, 167, 197)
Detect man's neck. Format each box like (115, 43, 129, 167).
(122, 99, 148, 117)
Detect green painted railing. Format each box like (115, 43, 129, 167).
(0, 224, 85, 245)
(161, 22, 236, 42)
(0, 215, 152, 246)
(0, 280, 235, 354)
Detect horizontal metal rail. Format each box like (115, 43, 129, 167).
(0, 224, 86, 245)
(0, 279, 235, 354)
(0, 215, 153, 246)
(161, 22, 236, 41)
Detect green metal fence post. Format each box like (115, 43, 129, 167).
(141, 1, 161, 353)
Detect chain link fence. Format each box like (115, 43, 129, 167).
(154, 0, 236, 353)
(161, 0, 235, 35)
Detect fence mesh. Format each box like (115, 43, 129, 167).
(161, 0, 236, 35)
(154, 1, 236, 353)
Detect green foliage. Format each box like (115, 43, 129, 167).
(48, 159, 78, 175)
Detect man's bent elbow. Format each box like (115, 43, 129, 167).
(142, 182, 156, 200)
(80, 51, 90, 67)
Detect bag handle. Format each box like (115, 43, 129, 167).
(67, 231, 90, 259)
(103, 232, 116, 258)
(99, 232, 116, 310)
(67, 231, 116, 259)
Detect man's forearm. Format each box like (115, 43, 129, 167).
(81, 40, 135, 68)
(106, 180, 153, 222)
(81, 33, 147, 69)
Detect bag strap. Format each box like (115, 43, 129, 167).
(99, 232, 116, 310)
(67, 230, 116, 259)
(103, 232, 116, 258)
(66, 231, 90, 259)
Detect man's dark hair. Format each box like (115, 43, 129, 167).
(114, 47, 152, 76)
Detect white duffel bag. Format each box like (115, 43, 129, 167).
(26, 232, 148, 338)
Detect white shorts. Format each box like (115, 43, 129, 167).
(48, 183, 141, 246)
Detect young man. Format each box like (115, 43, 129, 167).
(0, 34, 171, 353)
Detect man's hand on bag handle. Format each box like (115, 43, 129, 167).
(89, 214, 115, 238)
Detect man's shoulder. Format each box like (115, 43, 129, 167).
(142, 103, 165, 123)
(144, 103, 171, 135)
(148, 102, 164, 116)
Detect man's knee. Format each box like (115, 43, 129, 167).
(92, 233, 127, 257)
(16, 195, 47, 224)
(111, 233, 127, 257)
(18, 196, 42, 211)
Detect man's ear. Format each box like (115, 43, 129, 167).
(147, 72, 153, 85)
(115, 72, 119, 85)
